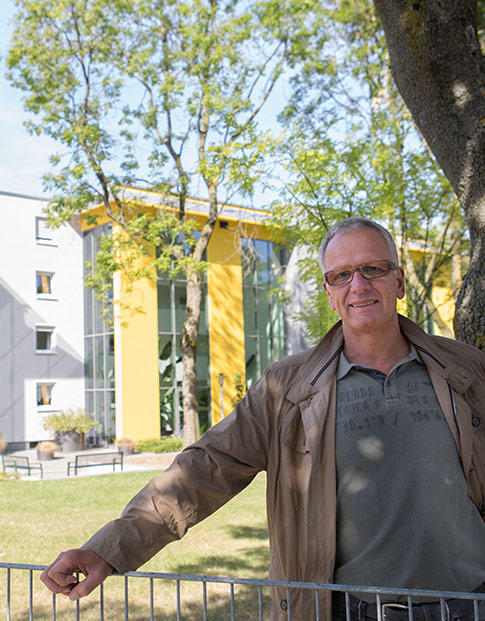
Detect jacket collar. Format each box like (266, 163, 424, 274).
(287, 314, 474, 405)
(397, 314, 474, 393)
(287, 321, 344, 404)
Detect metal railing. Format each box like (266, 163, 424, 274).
(1, 562, 484, 620)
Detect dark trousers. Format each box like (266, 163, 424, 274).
(332, 598, 485, 621)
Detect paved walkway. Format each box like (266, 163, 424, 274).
(2, 447, 179, 480)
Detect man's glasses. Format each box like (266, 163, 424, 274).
(324, 260, 398, 287)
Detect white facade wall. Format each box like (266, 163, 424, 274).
(0, 191, 85, 447)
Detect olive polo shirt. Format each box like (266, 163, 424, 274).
(334, 346, 485, 600)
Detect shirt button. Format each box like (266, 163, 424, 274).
(472, 417, 481, 427)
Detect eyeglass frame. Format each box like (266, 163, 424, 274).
(323, 259, 399, 287)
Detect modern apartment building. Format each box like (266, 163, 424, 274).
(0, 189, 308, 449)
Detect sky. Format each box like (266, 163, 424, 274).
(0, 1, 57, 199)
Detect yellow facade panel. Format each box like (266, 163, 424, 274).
(431, 286, 456, 337)
(207, 225, 246, 424)
(113, 227, 160, 441)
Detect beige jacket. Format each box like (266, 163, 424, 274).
(84, 316, 485, 620)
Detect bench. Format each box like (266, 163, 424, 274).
(2, 455, 44, 478)
(67, 451, 124, 476)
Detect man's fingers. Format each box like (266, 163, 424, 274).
(69, 571, 105, 600)
(47, 569, 79, 587)
(40, 554, 79, 595)
(40, 549, 113, 600)
(40, 567, 78, 595)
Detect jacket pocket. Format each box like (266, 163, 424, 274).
(279, 417, 311, 493)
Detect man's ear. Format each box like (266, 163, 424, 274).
(396, 267, 405, 300)
(323, 281, 336, 311)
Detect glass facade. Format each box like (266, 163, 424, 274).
(241, 238, 286, 388)
(157, 268, 210, 434)
(83, 224, 115, 444)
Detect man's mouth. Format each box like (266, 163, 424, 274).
(350, 301, 377, 308)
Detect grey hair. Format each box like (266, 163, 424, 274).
(318, 217, 399, 273)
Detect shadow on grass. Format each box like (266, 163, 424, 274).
(226, 524, 269, 540)
(172, 523, 270, 576)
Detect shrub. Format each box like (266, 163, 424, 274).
(115, 437, 136, 448)
(36, 441, 58, 454)
(231, 372, 246, 408)
(136, 436, 183, 453)
(0, 471, 20, 482)
(43, 408, 100, 435)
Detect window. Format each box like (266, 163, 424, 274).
(37, 382, 54, 406)
(240, 238, 286, 387)
(36, 272, 53, 296)
(83, 224, 116, 443)
(36, 326, 55, 352)
(35, 216, 55, 244)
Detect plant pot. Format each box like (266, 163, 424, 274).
(57, 431, 82, 453)
(37, 449, 55, 461)
(117, 444, 134, 456)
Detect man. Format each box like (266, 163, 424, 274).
(41, 218, 485, 620)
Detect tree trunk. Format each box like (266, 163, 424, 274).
(181, 271, 202, 447)
(180, 186, 218, 448)
(373, 0, 485, 347)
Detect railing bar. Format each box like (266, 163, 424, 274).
(286, 586, 292, 621)
(315, 588, 320, 621)
(1, 563, 484, 601)
(345, 591, 351, 621)
(176, 579, 181, 621)
(124, 575, 129, 621)
(474, 598, 479, 621)
(99, 581, 104, 621)
(52, 592, 56, 621)
(203, 580, 208, 621)
(230, 583, 235, 621)
(440, 598, 446, 621)
(258, 585, 263, 621)
(407, 595, 413, 621)
(376, 593, 382, 621)
(7, 567, 11, 621)
(74, 572, 80, 621)
(150, 578, 154, 621)
(29, 569, 33, 621)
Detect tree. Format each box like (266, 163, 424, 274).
(7, 0, 325, 446)
(373, 0, 485, 348)
(272, 0, 466, 343)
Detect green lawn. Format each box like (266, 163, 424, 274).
(1, 470, 269, 620)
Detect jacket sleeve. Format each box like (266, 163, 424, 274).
(81, 377, 271, 573)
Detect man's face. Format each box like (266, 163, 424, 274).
(322, 228, 405, 336)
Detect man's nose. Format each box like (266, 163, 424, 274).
(350, 270, 371, 289)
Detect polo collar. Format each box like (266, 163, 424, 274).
(336, 343, 422, 381)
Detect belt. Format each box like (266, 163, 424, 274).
(332, 591, 477, 621)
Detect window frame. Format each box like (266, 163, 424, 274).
(36, 271, 55, 299)
(35, 325, 56, 354)
(35, 216, 56, 246)
(36, 381, 55, 408)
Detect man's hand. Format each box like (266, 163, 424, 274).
(40, 549, 113, 601)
